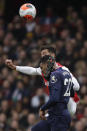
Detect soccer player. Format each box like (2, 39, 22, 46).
(5, 46, 80, 131)
(39, 55, 72, 131)
(5, 46, 80, 114)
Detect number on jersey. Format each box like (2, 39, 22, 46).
(64, 78, 72, 96)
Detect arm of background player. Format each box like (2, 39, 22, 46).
(40, 73, 62, 111)
(16, 66, 42, 75)
(70, 73, 80, 91)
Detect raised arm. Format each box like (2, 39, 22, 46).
(5, 59, 42, 76)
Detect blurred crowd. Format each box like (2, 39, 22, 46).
(0, 5, 87, 131)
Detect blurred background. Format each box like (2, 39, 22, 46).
(0, 0, 87, 131)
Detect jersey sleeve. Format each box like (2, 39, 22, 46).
(16, 66, 42, 76)
(41, 72, 62, 111)
(71, 74, 80, 91)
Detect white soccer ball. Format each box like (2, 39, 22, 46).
(19, 3, 36, 20)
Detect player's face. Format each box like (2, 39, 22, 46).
(41, 49, 55, 58)
(40, 62, 47, 75)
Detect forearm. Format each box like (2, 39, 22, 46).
(41, 99, 57, 111)
(16, 66, 42, 75)
(41, 90, 59, 111)
(71, 74, 80, 91)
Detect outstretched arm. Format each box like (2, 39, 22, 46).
(16, 66, 42, 75)
(5, 59, 42, 76)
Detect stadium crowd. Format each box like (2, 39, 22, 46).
(0, 5, 87, 131)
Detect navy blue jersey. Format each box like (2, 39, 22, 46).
(41, 68, 72, 116)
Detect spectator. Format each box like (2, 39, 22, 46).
(27, 113, 36, 129)
(31, 88, 49, 112)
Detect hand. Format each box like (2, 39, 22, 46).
(5, 59, 16, 70)
(39, 109, 46, 120)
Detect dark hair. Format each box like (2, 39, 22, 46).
(40, 55, 50, 63)
(41, 46, 56, 55)
(40, 55, 55, 64)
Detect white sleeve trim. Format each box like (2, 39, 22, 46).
(68, 97, 77, 116)
(16, 66, 42, 76)
(71, 74, 80, 91)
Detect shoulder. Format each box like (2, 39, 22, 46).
(56, 62, 63, 67)
(51, 69, 61, 77)
(56, 62, 70, 73)
(49, 69, 64, 85)
(50, 69, 62, 82)
(52, 68, 71, 79)
(61, 66, 70, 72)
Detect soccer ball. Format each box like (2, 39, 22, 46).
(19, 3, 36, 20)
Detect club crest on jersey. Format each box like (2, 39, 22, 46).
(51, 75, 57, 83)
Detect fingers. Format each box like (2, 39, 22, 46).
(5, 59, 12, 65)
(5, 59, 16, 70)
(39, 113, 46, 120)
(39, 110, 46, 120)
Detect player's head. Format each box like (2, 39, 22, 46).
(41, 46, 56, 58)
(40, 55, 55, 79)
